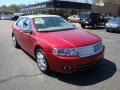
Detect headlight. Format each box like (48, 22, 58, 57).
(105, 23, 109, 27)
(52, 48, 78, 56)
(112, 24, 119, 28)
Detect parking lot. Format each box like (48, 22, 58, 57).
(0, 20, 120, 90)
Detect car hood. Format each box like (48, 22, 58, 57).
(106, 21, 120, 27)
(108, 21, 119, 24)
(36, 29, 101, 48)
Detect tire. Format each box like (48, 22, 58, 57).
(81, 24, 85, 28)
(12, 35, 19, 48)
(106, 28, 112, 32)
(106, 29, 110, 32)
(36, 49, 50, 73)
(92, 24, 97, 29)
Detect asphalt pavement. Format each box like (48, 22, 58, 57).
(0, 20, 120, 90)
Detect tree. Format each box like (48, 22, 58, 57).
(8, 4, 20, 12)
(0, 4, 26, 12)
(0, 5, 9, 12)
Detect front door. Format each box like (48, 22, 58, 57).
(21, 18, 35, 55)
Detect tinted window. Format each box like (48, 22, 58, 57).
(90, 13, 100, 19)
(80, 12, 90, 18)
(80, 12, 100, 19)
(110, 17, 120, 23)
(116, 17, 120, 23)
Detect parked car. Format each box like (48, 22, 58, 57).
(12, 15, 105, 73)
(103, 16, 114, 22)
(106, 17, 120, 32)
(79, 12, 104, 28)
(0, 15, 13, 20)
(0, 15, 9, 20)
(12, 15, 20, 21)
(12, 13, 24, 21)
(67, 15, 80, 23)
(101, 13, 115, 23)
(0, 15, 2, 20)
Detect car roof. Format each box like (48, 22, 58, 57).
(20, 14, 60, 18)
(116, 16, 120, 19)
(80, 11, 100, 14)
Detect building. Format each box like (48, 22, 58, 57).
(92, 0, 120, 16)
(0, 12, 13, 16)
(20, 0, 91, 18)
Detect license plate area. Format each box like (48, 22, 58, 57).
(78, 45, 95, 57)
(77, 42, 103, 57)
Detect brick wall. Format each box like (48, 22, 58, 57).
(91, 2, 120, 16)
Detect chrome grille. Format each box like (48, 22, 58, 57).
(77, 42, 103, 57)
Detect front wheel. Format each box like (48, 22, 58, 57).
(81, 24, 86, 28)
(106, 29, 110, 32)
(92, 24, 97, 29)
(106, 29, 111, 32)
(68, 19, 71, 22)
(36, 49, 50, 73)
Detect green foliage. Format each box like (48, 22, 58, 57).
(8, 4, 19, 12)
(0, 4, 26, 12)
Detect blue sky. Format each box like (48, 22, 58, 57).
(0, 0, 92, 6)
(0, 0, 45, 6)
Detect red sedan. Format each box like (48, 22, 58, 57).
(12, 15, 105, 73)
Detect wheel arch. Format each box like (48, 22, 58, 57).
(12, 33, 14, 37)
(34, 45, 44, 58)
(34, 45, 51, 73)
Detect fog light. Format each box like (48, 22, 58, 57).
(64, 66, 72, 71)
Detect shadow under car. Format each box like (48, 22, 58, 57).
(47, 58, 116, 86)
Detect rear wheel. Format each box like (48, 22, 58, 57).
(12, 35, 19, 48)
(36, 49, 50, 73)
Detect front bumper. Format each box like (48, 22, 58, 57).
(46, 47, 105, 73)
(106, 27, 120, 31)
(80, 21, 93, 26)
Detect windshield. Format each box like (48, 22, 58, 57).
(80, 13, 90, 18)
(109, 17, 120, 23)
(80, 12, 100, 19)
(34, 16, 75, 32)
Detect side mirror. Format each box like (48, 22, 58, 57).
(23, 29, 32, 33)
